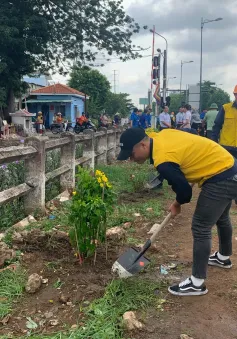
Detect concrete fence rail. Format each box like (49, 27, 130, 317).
(0, 127, 124, 216)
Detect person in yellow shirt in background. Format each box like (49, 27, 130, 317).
(117, 127, 237, 297)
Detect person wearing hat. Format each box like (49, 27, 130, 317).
(203, 103, 219, 139)
(212, 85, 237, 158)
(117, 127, 237, 297)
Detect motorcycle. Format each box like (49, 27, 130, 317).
(74, 119, 96, 134)
(50, 122, 74, 134)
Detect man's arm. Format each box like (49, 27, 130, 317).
(212, 107, 225, 142)
(157, 162, 192, 216)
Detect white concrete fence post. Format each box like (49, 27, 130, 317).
(24, 136, 47, 215)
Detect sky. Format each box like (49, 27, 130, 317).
(55, 0, 237, 108)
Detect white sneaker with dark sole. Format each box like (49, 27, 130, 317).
(168, 277, 208, 296)
(208, 251, 232, 269)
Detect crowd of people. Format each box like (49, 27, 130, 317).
(129, 102, 220, 138)
(129, 108, 152, 129)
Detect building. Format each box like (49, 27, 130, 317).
(26, 83, 88, 128)
(15, 75, 52, 110)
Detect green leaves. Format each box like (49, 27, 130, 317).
(0, 0, 142, 113)
(69, 167, 115, 258)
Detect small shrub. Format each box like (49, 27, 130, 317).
(69, 167, 115, 259)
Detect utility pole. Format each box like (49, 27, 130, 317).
(113, 70, 118, 94)
(163, 49, 167, 105)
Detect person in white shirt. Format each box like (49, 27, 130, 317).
(159, 106, 171, 130)
(181, 104, 192, 129)
(176, 106, 185, 129)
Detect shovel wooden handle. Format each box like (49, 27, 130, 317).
(149, 183, 195, 245)
(150, 212, 172, 245)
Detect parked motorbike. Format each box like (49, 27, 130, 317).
(50, 122, 74, 134)
(74, 120, 96, 134)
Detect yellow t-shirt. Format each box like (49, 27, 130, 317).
(149, 129, 234, 186)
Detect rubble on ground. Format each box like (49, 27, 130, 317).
(123, 311, 143, 330)
(25, 273, 42, 294)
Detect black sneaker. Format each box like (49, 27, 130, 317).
(208, 251, 232, 269)
(168, 277, 208, 296)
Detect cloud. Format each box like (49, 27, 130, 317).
(55, 0, 237, 107)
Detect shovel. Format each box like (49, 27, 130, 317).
(112, 212, 172, 278)
(144, 174, 162, 189)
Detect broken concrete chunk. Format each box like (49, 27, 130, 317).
(0, 242, 16, 268)
(25, 273, 42, 294)
(123, 311, 143, 331)
(123, 222, 132, 229)
(106, 227, 126, 241)
(12, 232, 24, 244)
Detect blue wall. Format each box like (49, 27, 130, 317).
(27, 94, 85, 127)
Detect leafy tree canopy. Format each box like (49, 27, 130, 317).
(68, 66, 111, 115)
(104, 92, 135, 117)
(200, 81, 230, 111)
(0, 0, 144, 115)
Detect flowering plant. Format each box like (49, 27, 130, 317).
(69, 167, 115, 260)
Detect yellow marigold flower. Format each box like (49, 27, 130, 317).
(95, 170, 102, 176)
(100, 183, 104, 188)
(72, 191, 77, 196)
(97, 177, 102, 183)
(102, 175, 108, 183)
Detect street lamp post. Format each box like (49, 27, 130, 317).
(199, 17, 223, 113)
(180, 61, 193, 98)
(150, 29, 168, 104)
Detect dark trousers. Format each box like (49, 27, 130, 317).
(206, 130, 212, 139)
(192, 179, 237, 279)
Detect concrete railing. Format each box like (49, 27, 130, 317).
(0, 127, 124, 215)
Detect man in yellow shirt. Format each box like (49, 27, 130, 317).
(118, 128, 237, 297)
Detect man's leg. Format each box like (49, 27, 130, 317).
(208, 202, 233, 268)
(168, 181, 231, 296)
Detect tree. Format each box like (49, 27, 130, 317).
(0, 0, 143, 116)
(200, 81, 230, 111)
(168, 93, 186, 113)
(104, 92, 135, 117)
(68, 66, 111, 115)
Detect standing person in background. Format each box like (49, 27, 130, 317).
(140, 109, 147, 129)
(130, 108, 140, 128)
(181, 104, 192, 129)
(203, 103, 219, 139)
(176, 107, 184, 129)
(145, 108, 152, 128)
(200, 109, 207, 121)
(212, 85, 237, 156)
(212, 85, 237, 204)
(159, 106, 171, 131)
(114, 113, 121, 126)
(191, 109, 201, 132)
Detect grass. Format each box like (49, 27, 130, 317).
(0, 267, 26, 319)
(108, 198, 163, 228)
(16, 278, 167, 339)
(98, 162, 156, 194)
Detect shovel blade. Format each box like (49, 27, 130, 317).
(112, 247, 151, 279)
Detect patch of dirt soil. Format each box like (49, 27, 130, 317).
(131, 187, 237, 339)
(0, 241, 122, 337)
(119, 189, 164, 204)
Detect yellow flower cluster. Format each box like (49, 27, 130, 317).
(95, 170, 112, 189)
